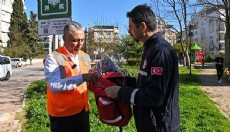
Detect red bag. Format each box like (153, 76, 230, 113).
(88, 71, 132, 127)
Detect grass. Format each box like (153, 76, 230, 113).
(22, 66, 230, 132)
(179, 66, 230, 131)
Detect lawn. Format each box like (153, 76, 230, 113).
(22, 66, 230, 132)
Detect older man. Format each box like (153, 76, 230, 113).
(44, 21, 100, 132)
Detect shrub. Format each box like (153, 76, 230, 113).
(204, 54, 213, 62)
(126, 60, 140, 66)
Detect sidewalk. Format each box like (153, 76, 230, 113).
(198, 63, 230, 119)
(0, 63, 44, 132)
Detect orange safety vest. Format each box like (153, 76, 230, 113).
(46, 47, 91, 117)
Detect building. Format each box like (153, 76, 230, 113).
(190, 6, 225, 55)
(40, 35, 53, 54)
(88, 25, 119, 43)
(164, 30, 177, 45)
(88, 25, 119, 59)
(39, 35, 61, 54)
(0, 0, 14, 52)
(156, 19, 177, 45)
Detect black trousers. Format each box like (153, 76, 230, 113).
(49, 109, 89, 132)
(216, 66, 223, 81)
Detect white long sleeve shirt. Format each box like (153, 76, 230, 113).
(44, 48, 84, 93)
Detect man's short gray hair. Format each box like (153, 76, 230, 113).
(63, 21, 84, 35)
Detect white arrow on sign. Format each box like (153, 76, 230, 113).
(44, 5, 49, 11)
(59, 4, 64, 9)
(48, 0, 60, 6)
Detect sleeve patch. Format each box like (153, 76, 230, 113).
(151, 67, 163, 75)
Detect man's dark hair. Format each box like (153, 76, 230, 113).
(126, 4, 157, 31)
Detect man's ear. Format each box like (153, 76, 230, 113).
(62, 35, 66, 41)
(140, 22, 147, 32)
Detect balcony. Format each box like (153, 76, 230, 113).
(217, 30, 225, 34)
(219, 40, 225, 44)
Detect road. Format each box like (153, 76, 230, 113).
(0, 63, 44, 132)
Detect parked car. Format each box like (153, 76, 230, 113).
(11, 58, 26, 68)
(0, 55, 12, 80)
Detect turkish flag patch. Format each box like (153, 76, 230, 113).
(151, 67, 163, 75)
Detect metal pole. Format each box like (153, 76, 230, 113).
(84, 28, 87, 53)
(188, 24, 193, 75)
(189, 35, 192, 75)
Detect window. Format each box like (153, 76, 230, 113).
(219, 44, 225, 50)
(44, 44, 50, 48)
(43, 37, 49, 42)
(0, 57, 10, 64)
(2, 0, 6, 4)
(106, 32, 111, 35)
(97, 32, 102, 36)
(209, 20, 214, 33)
(4, 57, 10, 64)
(0, 57, 3, 64)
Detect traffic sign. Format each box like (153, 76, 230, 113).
(38, 0, 71, 20)
(38, 17, 71, 35)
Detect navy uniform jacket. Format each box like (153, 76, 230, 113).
(118, 32, 180, 132)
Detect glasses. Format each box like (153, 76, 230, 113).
(128, 23, 141, 31)
(128, 25, 134, 30)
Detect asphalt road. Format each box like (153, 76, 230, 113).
(0, 63, 44, 131)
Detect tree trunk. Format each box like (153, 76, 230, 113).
(30, 57, 33, 65)
(225, 3, 230, 69)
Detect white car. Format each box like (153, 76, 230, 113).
(0, 55, 12, 80)
(11, 58, 26, 68)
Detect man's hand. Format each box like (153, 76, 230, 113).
(105, 86, 121, 99)
(82, 72, 101, 86)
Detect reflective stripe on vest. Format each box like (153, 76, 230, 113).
(47, 47, 90, 117)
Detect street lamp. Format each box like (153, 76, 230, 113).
(84, 28, 88, 53)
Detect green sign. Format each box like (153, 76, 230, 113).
(38, 0, 71, 20)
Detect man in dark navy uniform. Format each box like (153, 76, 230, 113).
(105, 4, 180, 132)
(214, 53, 224, 83)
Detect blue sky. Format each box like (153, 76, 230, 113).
(25, 0, 153, 35)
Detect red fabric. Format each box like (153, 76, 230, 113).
(88, 72, 132, 126)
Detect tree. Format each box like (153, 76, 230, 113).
(150, 0, 203, 68)
(4, 1, 44, 63)
(7, 0, 26, 48)
(118, 35, 143, 65)
(84, 33, 97, 60)
(23, 11, 43, 64)
(4, 0, 29, 58)
(197, 0, 230, 68)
